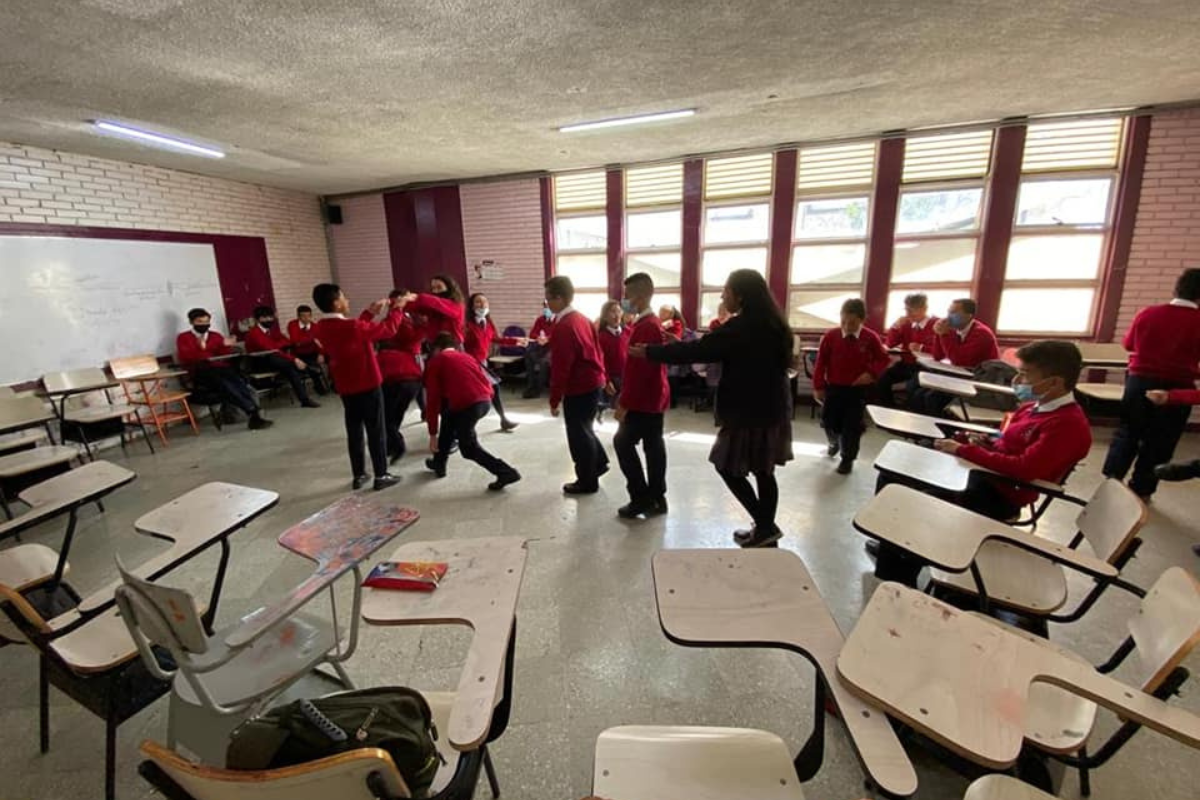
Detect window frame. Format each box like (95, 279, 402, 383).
(551, 171, 610, 304)
(625, 166, 685, 315)
(788, 186, 872, 331)
(700, 195, 772, 308)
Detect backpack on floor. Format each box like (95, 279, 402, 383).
(971, 359, 1020, 411)
(226, 686, 444, 796)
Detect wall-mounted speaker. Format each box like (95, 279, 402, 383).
(324, 204, 344, 225)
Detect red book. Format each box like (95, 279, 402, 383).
(362, 561, 449, 592)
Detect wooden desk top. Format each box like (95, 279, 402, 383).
(225, 496, 419, 648)
(873, 440, 981, 493)
(362, 536, 528, 751)
(918, 371, 978, 397)
(866, 405, 945, 440)
(838, 582, 1200, 769)
(17, 459, 134, 509)
(854, 485, 1116, 578)
(124, 368, 186, 382)
(915, 355, 974, 377)
(0, 396, 55, 433)
(1076, 382, 1124, 402)
(42, 374, 119, 396)
(0, 430, 44, 455)
(0, 445, 78, 478)
(652, 549, 918, 798)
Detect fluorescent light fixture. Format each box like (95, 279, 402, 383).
(92, 120, 225, 158)
(559, 108, 695, 133)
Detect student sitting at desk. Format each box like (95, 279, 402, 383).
(908, 297, 999, 416)
(814, 298, 890, 475)
(423, 332, 521, 491)
(287, 304, 326, 374)
(176, 308, 273, 430)
(880, 292, 938, 408)
(245, 306, 323, 406)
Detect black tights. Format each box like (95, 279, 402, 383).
(719, 469, 779, 531)
(490, 391, 510, 423)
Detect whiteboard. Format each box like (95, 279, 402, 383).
(0, 236, 228, 384)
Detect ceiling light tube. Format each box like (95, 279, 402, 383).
(92, 120, 225, 158)
(559, 108, 696, 133)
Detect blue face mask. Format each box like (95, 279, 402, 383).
(1013, 378, 1049, 404)
(948, 312, 966, 328)
(542, 307, 553, 320)
(620, 299, 635, 314)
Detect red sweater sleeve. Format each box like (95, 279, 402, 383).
(812, 332, 832, 391)
(866, 330, 890, 377)
(413, 293, 463, 322)
(357, 308, 404, 342)
(957, 413, 1076, 484)
(548, 322, 576, 408)
(423, 356, 443, 436)
(1166, 388, 1200, 405)
(885, 324, 904, 349)
(176, 332, 202, 366)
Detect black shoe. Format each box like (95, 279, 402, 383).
(425, 458, 446, 478)
(647, 496, 668, 517)
(864, 540, 880, 558)
(500, 419, 519, 432)
(301, 399, 321, 408)
(488, 471, 521, 491)
(221, 406, 240, 424)
(618, 499, 653, 519)
(352, 474, 370, 490)
(597, 463, 610, 478)
(827, 441, 841, 458)
(739, 526, 782, 548)
(374, 473, 401, 490)
(836, 459, 853, 475)
(1155, 461, 1200, 482)
(732, 528, 756, 545)
(563, 481, 599, 495)
(248, 415, 274, 430)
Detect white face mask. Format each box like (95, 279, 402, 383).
(475, 308, 489, 320)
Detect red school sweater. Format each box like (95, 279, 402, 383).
(314, 308, 403, 396)
(1166, 388, 1200, 404)
(885, 317, 939, 363)
(463, 317, 520, 363)
(245, 324, 292, 355)
(597, 325, 632, 384)
(548, 309, 607, 408)
(932, 320, 999, 368)
(423, 349, 494, 435)
(287, 319, 323, 356)
(619, 314, 669, 413)
(176, 330, 234, 370)
(1123, 302, 1200, 384)
(812, 327, 890, 391)
(378, 315, 425, 383)
(411, 293, 465, 344)
(956, 400, 1093, 507)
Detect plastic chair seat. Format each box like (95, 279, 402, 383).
(50, 608, 141, 674)
(929, 540, 1069, 614)
(593, 725, 805, 800)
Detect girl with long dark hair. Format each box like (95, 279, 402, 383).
(463, 292, 519, 432)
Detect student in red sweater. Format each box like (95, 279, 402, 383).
(464, 292, 519, 432)
(813, 299, 890, 474)
(545, 276, 610, 494)
(708, 302, 731, 331)
(596, 300, 631, 419)
(422, 332, 521, 490)
(612, 274, 670, 519)
(909, 297, 999, 416)
(1147, 385, 1200, 509)
(288, 304, 327, 378)
(245, 305, 323, 406)
(1103, 268, 1200, 499)
(522, 302, 555, 399)
(377, 295, 426, 463)
(312, 283, 404, 491)
(658, 305, 685, 341)
(409, 274, 466, 345)
(879, 292, 939, 408)
(176, 308, 272, 430)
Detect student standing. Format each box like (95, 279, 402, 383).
(632, 269, 794, 548)
(244, 305, 322, 407)
(596, 300, 631, 419)
(463, 292, 519, 432)
(409, 274, 466, 344)
(287, 304, 328, 393)
(880, 292, 938, 408)
(544, 276, 610, 494)
(1102, 268, 1200, 500)
(813, 299, 889, 474)
(312, 283, 403, 491)
(423, 333, 521, 490)
(176, 308, 272, 430)
(377, 295, 426, 463)
(613, 274, 669, 519)
(909, 297, 999, 416)
(522, 301, 555, 399)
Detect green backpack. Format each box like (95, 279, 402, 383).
(226, 686, 445, 797)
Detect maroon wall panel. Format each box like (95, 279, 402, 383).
(863, 138, 905, 331)
(383, 186, 469, 294)
(606, 169, 626, 301)
(539, 176, 556, 281)
(1096, 115, 1152, 342)
(768, 149, 798, 308)
(681, 159, 703, 327)
(972, 126, 1026, 327)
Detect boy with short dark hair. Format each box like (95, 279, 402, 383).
(545, 276, 610, 494)
(613, 272, 670, 519)
(423, 332, 521, 490)
(880, 292, 938, 408)
(813, 298, 889, 474)
(288, 304, 328, 392)
(312, 283, 405, 491)
(245, 305, 322, 407)
(909, 297, 999, 416)
(176, 308, 272, 430)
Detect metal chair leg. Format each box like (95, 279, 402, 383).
(39, 656, 50, 753)
(134, 413, 156, 454)
(482, 745, 501, 798)
(105, 714, 118, 800)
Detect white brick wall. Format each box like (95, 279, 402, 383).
(0, 140, 331, 315)
(460, 179, 546, 332)
(326, 193, 395, 309)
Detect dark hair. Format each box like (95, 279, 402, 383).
(904, 293, 928, 309)
(841, 298, 867, 320)
(544, 275, 575, 303)
(388, 288, 406, 300)
(725, 269, 793, 367)
(430, 331, 460, 352)
(296, 304, 312, 315)
(1017, 340, 1083, 390)
(253, 305, 274, 319)
(312, 283, 341, 314)
(430, 274, 464, 305)
(624, 272, 654, 292)
(1175, 268, 1200, 302)
(953, 298, 978, 316)
(187, 308, 210, 322)
(466, 292, 489, 324)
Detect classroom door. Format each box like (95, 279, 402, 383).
(383, 186, 468, 295)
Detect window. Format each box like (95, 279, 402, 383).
(552, 170, 610, 312)
(626, 163, 686, 323)
(789, 142, 875, 329)
(701, 153, 773, 325)
(890, 130, 993, 316)
(998, 118, 1123, 334)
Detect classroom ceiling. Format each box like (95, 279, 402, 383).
(2, 1, 1198, 196)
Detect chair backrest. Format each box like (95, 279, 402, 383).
(1075, 479, 1147, 563)
(115, 559, 209, 655)
(1126, 567, 1200, 692)
(42, 367, 110, 395)
(109, 354, 162, 380)
(139, 739, 411, 799)
(0, 395, 51, 427)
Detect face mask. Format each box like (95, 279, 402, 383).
(1013, 378, 1050, 404)
(620, 299, 635, 315)
(434, 289, 452, 299)
(948, 312, 966, 328)
(542, 308, 553, 320)
(259, 319, 274, 328)
(475, 308, 489, 320)
(192, 324, 210, 335)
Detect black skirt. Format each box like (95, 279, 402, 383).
(708, 417, 794, 477)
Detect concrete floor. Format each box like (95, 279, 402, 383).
(1, 394, 1198, 800)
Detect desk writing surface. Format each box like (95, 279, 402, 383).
(874, 440, 981, 493)
(1075, 382, 1124, 402)
(362, 536, 528, 751)
(652, 549, 918, 797)
(0, 396, 55, 433)
(866, 405, 944, 440)
(17, 460, 134, 509)
(0, 445, 77, 478)
(918, 372, 978, 397)
(915, 355, 974, 377)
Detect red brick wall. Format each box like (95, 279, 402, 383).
(460, 179, 546, 332)
(326, 193, 394, 311)
(1119, 108, 1200, 335)
(0, 140, 331, 316)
